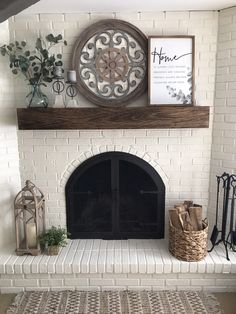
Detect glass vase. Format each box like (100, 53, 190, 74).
(26, 84, 48, 108)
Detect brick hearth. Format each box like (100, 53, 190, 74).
(0, 240, 236, 293)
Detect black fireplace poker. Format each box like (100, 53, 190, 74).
(227, 175, 236, 252)
(208, 172, 236, 260)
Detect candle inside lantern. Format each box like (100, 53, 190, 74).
(54, 66, 62, 78)
(67, 70, 77, 83)
(26, 223, 37, 249)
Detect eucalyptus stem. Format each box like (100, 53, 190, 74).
(0, 33, 67, 87)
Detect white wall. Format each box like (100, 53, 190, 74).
(208, 7, 236, 229)
(0, 21, 21, 251)
(8, 11, 218, 232)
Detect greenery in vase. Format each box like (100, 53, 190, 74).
(39, 226, 69, 248)
(0, 34, 67, 86)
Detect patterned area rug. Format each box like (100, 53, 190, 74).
(7, 290, 223, 314)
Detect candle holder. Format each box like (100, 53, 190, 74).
(52, 76, 65, 108)
(65, 81, 79, 107)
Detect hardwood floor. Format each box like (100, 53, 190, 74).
(215, 293, 236, 314)
(0, 294, 15, 314)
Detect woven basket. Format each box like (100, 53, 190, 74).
(169, 219, 208, 262)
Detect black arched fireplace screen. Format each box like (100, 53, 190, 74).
(66, 152, 165, 239)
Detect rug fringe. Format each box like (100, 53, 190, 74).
(6, 293, 24, 314)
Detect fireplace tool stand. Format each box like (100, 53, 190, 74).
(226, 175, 236, 252)
(208, 172, 236, 260)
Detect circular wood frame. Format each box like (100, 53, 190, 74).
(72, 19, 148, 107)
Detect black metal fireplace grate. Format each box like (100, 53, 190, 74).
(65, 152, 165, 239)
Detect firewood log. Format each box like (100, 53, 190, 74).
(184, 200, 193, 209)
(179, 212, 193, 231)
(189, 206, 203, 231)
(174, 204, 186, 213)
(169, 209, 182, 229)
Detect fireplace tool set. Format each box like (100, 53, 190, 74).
(208, 172, 236, 260)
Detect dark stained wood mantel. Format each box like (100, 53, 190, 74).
(17, 106, 210, 130)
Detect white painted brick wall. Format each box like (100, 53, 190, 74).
(208, 7, 236, 230)
(0, 21, 21, 251)
(0, 10, 224, 252)
(9, 11, 218, 108)
(1, 273, 236, 293)
(17, 129, 214, 231)
(6, 11, 218, 230)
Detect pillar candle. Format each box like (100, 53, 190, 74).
(54, 66, 62, 78)
(67, 70, 77, 83)
(26, 223, 37, 249)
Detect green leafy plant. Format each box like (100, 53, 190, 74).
(39, 226, 69, 248)
(0, 34, 67, 86)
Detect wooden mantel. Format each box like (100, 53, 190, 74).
(17, 106, 210, 130)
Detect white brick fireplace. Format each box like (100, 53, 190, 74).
(17, 129, 211, 232)
(13, 10, 218, 229)
(0, 7, 236, 293)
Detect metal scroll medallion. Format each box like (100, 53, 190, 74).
(72, 19, 147, 107)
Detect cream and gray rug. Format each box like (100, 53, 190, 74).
(7, 290, 223, 314)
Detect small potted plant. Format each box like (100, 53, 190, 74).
(39, 226, 69, 255)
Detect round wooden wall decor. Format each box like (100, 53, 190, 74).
(72, 19, 147, 107)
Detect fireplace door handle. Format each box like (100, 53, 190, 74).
(76, 191, 92, 195)
(140, 190, 158, 194)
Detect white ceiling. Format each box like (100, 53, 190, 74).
(22, 0, 236, 14)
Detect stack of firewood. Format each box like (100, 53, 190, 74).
(169, 201, 204, 231)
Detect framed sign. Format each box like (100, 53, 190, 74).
(148, 36, 194, 105)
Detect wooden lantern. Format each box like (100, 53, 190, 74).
(14, 180, 45, 256)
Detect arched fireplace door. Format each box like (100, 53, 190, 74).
(66, 152, 165, 239)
